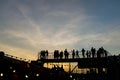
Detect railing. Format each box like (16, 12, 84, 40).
(48, 52, 83, 59)
(4, 54, 31, 63)
(39, 51, 112, 60)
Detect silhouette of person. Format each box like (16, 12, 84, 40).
(91, 47, 96, 58)
(72, 49, 75, 59)
(64, 49, 69, 59)
(81, 48, 85, 58)
(40, 50, 46, 59)
(97, 48, 103, 58)
(86, 50, 89, 58)
(76, 50, 79, 58)
(86, 50, 91, 58)
(100, 47, 104, 57)
(97, 47, 106, 57)
(56, 50, 59, 59)
(88, 51, 91, 58)
(100, 47, 108, 57)
(60, 51, 63, 59)
(54, 50, 59, 59)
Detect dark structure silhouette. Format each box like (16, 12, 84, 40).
(0, 47, 120, 80)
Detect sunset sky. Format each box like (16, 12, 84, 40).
(0, 0, 120, 60)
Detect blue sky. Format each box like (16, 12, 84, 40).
(0, 0, 120, 60)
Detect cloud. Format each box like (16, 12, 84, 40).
(0, 9, 87, 54)
(0, 0, 120, 60)
(0, 44, 36, 60)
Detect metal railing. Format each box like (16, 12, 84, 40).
(4, 54, 31, 63)
(39, 51, 112, 59)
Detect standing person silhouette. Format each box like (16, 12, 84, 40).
(72, 49, 75, 59)
(86, 50, 89, 58)
(76, 50, 79, 58)
(81, 48, 85, 58)
(64, 49, 69, 59)
(60, 51, 63, 59)
(91, 47, 96, 58)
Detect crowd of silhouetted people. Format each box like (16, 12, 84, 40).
(81, 47, 108, 58)
(39, 50, 49, 59)
(39, 47, 109, 59)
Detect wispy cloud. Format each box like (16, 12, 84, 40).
(0, 0, 120, 59)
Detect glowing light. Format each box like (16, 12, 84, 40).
(36, 74, 39, 77)
(103, 68, 107, 73)
(25, 75, 29, 78)
(70, 75, 72, 78)
(13, 70, 16, 73)
(10, 66, 13, 69)
(0, 73, 3, 77)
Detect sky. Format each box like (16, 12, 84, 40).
(0, 0, 120, 60)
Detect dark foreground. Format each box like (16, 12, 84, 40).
(0, 51, 120, 80)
